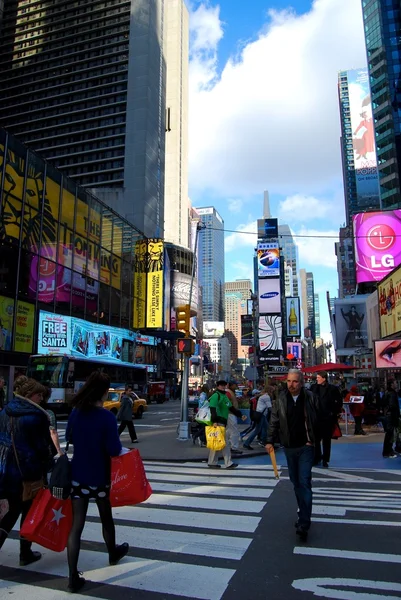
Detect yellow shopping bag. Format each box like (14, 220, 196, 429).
(205, 425, 226, 451)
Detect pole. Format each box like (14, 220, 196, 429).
(178, 221, 205, 440)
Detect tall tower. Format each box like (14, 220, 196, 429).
(362, 0, 401, 208)
(0, 0, 166, 238)
(197, 207, 225, 322)
(299, 269, 316, 340)
(164, 0, 190, 248)
(278, 224, 299, 296)
(224, 280, 252, 363)
(263, 190, 271, 218)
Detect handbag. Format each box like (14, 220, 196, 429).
(110, 449, 152, 507)
(20, 488, 72, 552)
(10, 417, 44, 502)
(205, 425, 226, 451)
(195, 406, 212, 425)
(331, 421, 342, 440)
(49, 453, 72, 500)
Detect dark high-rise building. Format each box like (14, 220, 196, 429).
(362, 0, 401, 208)
(0, 0, 166, 238)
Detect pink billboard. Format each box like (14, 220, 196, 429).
(353, 210, 401, 284)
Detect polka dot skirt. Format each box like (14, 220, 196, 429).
(71, 481, 111, 500)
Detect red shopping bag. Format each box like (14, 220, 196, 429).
(20, 488, 72, 552)
(110, 449, 152, 507)
(331, 421, 342, 440)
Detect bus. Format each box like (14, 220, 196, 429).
(26, 354, 148, 417)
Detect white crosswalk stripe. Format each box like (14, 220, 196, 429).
(1, 461, 280, 600)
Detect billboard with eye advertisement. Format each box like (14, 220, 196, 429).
(374, 340, 401, 369)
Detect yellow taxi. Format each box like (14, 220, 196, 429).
(104, 388, 147, 419)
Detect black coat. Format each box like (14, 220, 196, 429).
(266, 388, 319, 448)
(310, 383, 342, 422)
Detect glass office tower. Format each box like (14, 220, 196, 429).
(362, 0, 401, 208)
(197, 207, 225, 322)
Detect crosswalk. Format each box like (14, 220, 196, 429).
(0, 461, 281, 600)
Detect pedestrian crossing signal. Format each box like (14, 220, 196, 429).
(177, 338, 194, 354)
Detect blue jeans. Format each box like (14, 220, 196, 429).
(284, 445, 314, 530)
(245, 414, 268, 445)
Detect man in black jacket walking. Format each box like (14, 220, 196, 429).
(266, 369, 319, 541)
(382, 380, 400, 458)
(311, 371, 342, 468)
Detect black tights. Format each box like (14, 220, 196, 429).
(0, 496, 34, 555)
(67, 497, 116, 576)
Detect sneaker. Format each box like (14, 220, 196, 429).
(67, 572, 86, 593)
(231, 449, 243, 454)
(296, 527, 308, 542)
(208, 464, 221, 469)
(131, 439, 139, 443)
(257, 441, 265, 447)
(226, 463, 239, 469)
(383, 453, 398, 458)
(109, 542, 129, 566)
(243, 444, 254, 450)
(19, 550, 42, 567)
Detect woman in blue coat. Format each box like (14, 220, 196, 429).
(66, 371, 128, 593)
(0, 378, 51, 566)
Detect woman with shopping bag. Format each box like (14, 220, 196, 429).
(65, 372, 129, 593)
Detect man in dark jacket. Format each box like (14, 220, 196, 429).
(266, 369, 319, 541)
(382, 380, 400, 458)
(310, 371, 342, 468)
(0, 377, 5, 410)
(117, 385, 138, 443)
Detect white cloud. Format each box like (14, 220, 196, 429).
(278, 194, 333, 223)
(225, 220, 257, 252)
(189, 0, 366, 197)
(227, 198, 244, 213)
(227, 261, 254, 284)
(295, 227, 339, 268)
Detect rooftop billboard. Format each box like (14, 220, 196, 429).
(203, 321, 225, 338)
(333, 297, 368, 356)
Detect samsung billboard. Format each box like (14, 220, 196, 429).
(258, 278, 281, 314)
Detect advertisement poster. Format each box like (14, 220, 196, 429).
(257, 218, 278, 239)
(353, 210, 401, 284)
(285, 297, 301, 337)
(347, 68, 379, 207)
(203, 321, 225, 338)
(379, 264, 401, 338)
(258, 315, 283, 363)
(374, 340, 401, 369)
(334, 298, 368, 355)
(0, 295, 34, 353)
(258, 279, 281, 314)
(133, 239, 147, 329)
(38, 311, 146, 367)
(241, 315, 253, 346)
(257, 243, 280, 277)
(287, 342, 302, 359)
(146, 239, 164, 329)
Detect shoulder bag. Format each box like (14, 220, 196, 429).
(10, 416, 44, 502)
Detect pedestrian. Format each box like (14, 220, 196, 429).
(66, 371, 129, 593)
(208, 380, 246, 469)
(41, 387, 64, 455)
(117, 384, 138, 444)
(382, 380, 400, 458)
(265, 369, 319, 542)
(0, 377, 5, 410)
(198, 384, 209, 409)
(244, 385, 272, 450)
(345, 385, 366, 435)
(310, 371, 342, 468)
(0, 378, 52, 565)
(225, 380, 243, 455)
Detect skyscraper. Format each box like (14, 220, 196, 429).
(0, 0, 166, 238)
(299, 269, 315, 340)
(197, 207, 224, 322)
(164, 0, 190, 248)
(224, 280, 252, 362)
(362, 0, 401, 208)
(278, 224, 299, 296)
(314, 293, 320, 339)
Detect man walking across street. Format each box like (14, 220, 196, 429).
(225, 380, 243, 455)
(311, 371, 342, 468)
(208, 380, 246, 469)
(265, 369, 319, 541)
(0, 378, 5, 411)
(117, 385, 138, 444)
(382, 380, 400, 458)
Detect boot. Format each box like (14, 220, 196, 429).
(19, 537, 42, 566)
(109, 542, 129, 566)
(67, 572, 86, 593)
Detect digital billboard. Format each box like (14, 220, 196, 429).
(333, 297, 368, 356)
(258, 279, 281, 314)
(0, 295, 35, 354)
(257, 218, 278, 239)
(374, 340, 401, 369)
(353, 210, 401, 283)
(285, 297, 301, 337)
(203, 321, 225, 338)
(258, 315, 283, 363)
(241, 315, 253, 346)
(379, 264, 401, 338)
(287, 342, 302, 359)
(257, 243, 280, 277)
(347, 68, 379, 208)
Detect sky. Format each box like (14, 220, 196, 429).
(186, 0, 368, 342)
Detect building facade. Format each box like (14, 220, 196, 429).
(197, 207, 224, 322)
(224, 279, 252, 363)
(299, 269, 315, 340)
(362, 0, 401, 208)
(278, 224, 299, 297)
(163, 0, 190, 248)
(314, 293, 320, 339)
(0, 0, 166, 238)
(335, 225, 357, 298)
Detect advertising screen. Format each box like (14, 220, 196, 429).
(0, 295, 35, 353)
(379, 265, 401, 338)
(258, 279, 281, 314)
(285, 297, 301, 337)
(257, 243, 280, 277)
(347, 68, 379, 208)
(258, 315, 283, 363)
(287, 342, 302, 359)
(334, 298, 368, 355)
(257, 218, 278, 239)
(374, 340, 401, 369)
(353, 210, 401, 284)
(241, 315, 253, 346)
(38, 311, 149, 367)
(203, 321, 225, 338)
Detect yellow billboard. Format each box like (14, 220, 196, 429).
(146, 239, 164, 328)
(0, 295, 35, 353)
(133, 240, 147, 329)
(379, 266, 401, 338)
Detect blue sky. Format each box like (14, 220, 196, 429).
(187, 0, 367, 340)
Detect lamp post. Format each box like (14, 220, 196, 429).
(178, 220, 206, 440)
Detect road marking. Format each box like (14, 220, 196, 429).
(145, 493, 266, 513)
(312, 468, 374, 482)
(314, 499, 401, 509)
(146, 472, 277, 486)
(292, 577, 401, 599)
(0, 581, 88, 600)
(313, 517, 401, 527)
(150, 482, 274, 498)
(294, 547, 401, 564)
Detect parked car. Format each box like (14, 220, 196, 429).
(104, 388, 147, 419)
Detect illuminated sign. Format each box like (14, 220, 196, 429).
(257, 242, 280, 277)
(258, 279, 281, 313)
(379, 264, 401, 338)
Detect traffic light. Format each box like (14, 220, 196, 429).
(177, 338, 194, 354)
(176, 304, 191, 335)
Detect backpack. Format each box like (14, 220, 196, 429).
(49, 454, 72, 500)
